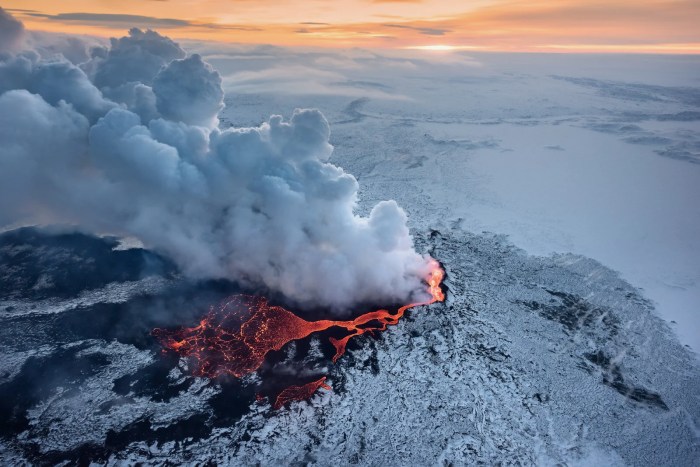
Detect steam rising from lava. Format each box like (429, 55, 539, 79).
(0, 9, 433, 310)
(152, 261, 445, 379)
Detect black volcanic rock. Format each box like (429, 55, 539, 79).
(0, 227, 176, 300)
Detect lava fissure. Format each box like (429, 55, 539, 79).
(272, 377, 332, 410)
(153, 260, 444, 403)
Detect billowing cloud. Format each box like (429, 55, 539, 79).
(152, 54, 224, 128)
(26, 31, 106, 65)
(0, 52, 117, 122)
(91, 28, 186, 89)
(0, 11, 432, 311)
(0, 90, 90, 225)
(0, 6, 25, 52)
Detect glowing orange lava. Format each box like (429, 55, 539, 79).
(273, 376, 332, 409)
(153, 260, 444, 382)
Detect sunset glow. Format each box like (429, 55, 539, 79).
(405, 45, 481, 52)
(3, 0, 699, 53)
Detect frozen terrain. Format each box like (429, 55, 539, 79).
(0, 228, 698, 465)
(1, 51, 699, 465)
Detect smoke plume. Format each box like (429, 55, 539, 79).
(0, 7, 25, 52)
(0, 10, 431, 311)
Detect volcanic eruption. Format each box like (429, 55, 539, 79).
(0, 14, 445, 409)
(153, 260, 445, 407)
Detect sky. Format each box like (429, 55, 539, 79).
(3, 0, 700, 53)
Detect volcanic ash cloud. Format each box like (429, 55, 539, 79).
(0, 12, 432, 311)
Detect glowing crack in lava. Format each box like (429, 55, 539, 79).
(273, 377, 332, 410)
(153, 260, 444, 404)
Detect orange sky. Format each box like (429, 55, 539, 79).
(4, 0, 700, 53)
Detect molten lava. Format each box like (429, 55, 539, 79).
(273, 377, 332, 410)
(153, 260, 444, 404)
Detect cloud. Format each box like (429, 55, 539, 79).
(0, 52, 117, 122)
(152, 54, 224, 128)
(0, 7, 26, 52)
(77, 28, 187, 121)
(0, 90, 90, 226)
(0, 13, 432, 312)
(384, 23, 449, 36)
(24, 11, 262, 31)
(4, 9, 41, 14)
(25, 31, 106, 65)
(0, 12, 108, 65)
(91, 28, 186, 89)
(222, 64, 408, 100)
(26, 12, 191, 28)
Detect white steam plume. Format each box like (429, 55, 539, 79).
(0, 7, 24, 52)
(0, 10, 432, 311)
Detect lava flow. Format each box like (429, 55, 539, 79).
(153, 259, 444, 386)
(272, 377, 332, 410)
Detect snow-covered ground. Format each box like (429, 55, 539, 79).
(3, 229, 697, 465)
(132, 230, 699, 466)
(205, 48, 700, 353)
